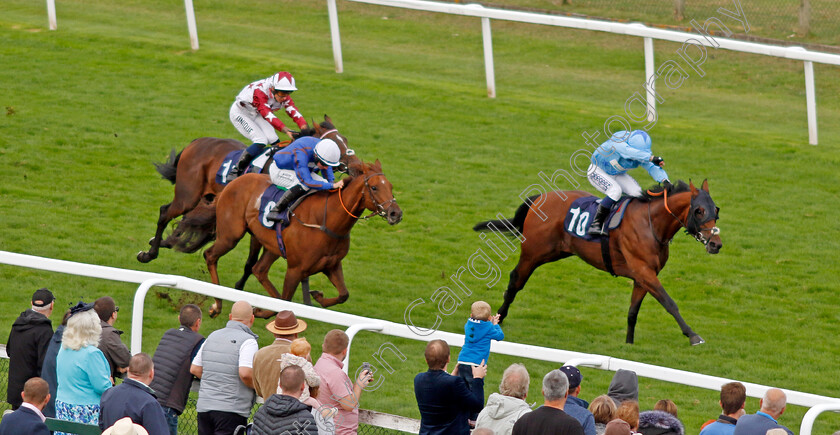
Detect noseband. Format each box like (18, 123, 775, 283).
(647, 187, 720, 246)
(338, 172, 397, 220)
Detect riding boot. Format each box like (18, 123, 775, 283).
(587, 204, 612, 236)
(266, 185, 307, 225)
(227, 150, 255, 181)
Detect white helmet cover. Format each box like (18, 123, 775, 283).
(313, 139, 341, 167)
(271, 71, 297, 92)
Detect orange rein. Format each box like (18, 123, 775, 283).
(335, 187, 360, 219)
(645, 187, 673, 215)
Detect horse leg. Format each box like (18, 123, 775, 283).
(626, 283, 647, 344)
(137, 202, 177, 263)
(203, 235, 244, 319)
(251, 250, 282, 319)
(635, 272, 704, 345)
(234, 237, 262, 290)
(310, 264, 349, 308)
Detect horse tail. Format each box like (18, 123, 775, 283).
(473, 195, 536, 233)
(153, 149, 181, 184)
(166, 201, 216, 253)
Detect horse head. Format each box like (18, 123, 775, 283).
(349, 159, 402, 225)
(313, 115, 360, 175)
(687, 179, 722, 254)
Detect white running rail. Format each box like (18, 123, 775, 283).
(1, 250, 838, 434)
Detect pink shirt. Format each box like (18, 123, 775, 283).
(314, 353, 358, 435)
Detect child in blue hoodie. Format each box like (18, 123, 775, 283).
(457, 301, 505, 424)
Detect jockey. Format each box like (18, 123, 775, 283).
(265, 136, 344, 225)
(228, 71, 309, 180)
(586, 130, 669, 236)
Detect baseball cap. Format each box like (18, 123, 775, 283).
(31, 288, 55, 307)
(559, 365, 582, 389)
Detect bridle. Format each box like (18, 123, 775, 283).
(338, 172, 397, 220)
(319, 128, 355, 174)
(646, 187, 720, 247)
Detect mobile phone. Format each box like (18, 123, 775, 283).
(361, 362, 371, 373)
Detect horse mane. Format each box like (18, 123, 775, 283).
(638, 180, 690, 202)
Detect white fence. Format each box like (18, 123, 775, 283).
(1, 250, 839, 434)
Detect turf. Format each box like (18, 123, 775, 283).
(1, 0, 840, 433)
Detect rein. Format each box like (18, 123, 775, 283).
(645, 187, 720, 246)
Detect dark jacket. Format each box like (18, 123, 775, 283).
(512, 406, 585, 435)
(414, 369, 484, 435)
(149, 326, 204, 413)
(638, 410, 685, 435)
(99, 378, 169, 435)
(98, 320, 131, 381)
(40, 324, 65, 418)
(250, 394, 318, 435)
(6, 310, 53, 409)
(0, 405, 49, 435)
(607, 369, 638, 406)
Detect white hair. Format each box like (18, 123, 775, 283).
(62, 310, 102, 351)
(499, 363, 530, 399)
(32, 304, 51, 315)
(543, 369, 569, 402)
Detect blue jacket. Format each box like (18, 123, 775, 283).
(99, 378, 169, 435)
(732, 412, 793, 435)
(415, 369, 484, 435)
(272, 136, 335, 190)
(564, 401, 596, 435)
(699, 416, 737, 435)
(56, 345, 112, 406)
(591, 130, 668, 182)
(457, 319, 504, 365)
(0, 406, 49, 435)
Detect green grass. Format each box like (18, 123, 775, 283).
(2, 0, 840, 433)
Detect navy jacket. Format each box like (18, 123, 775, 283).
(40, 324, 64, 418)
(414, 369, 484, 435)
(99, 378, 169, 435)
(0, 405, 49, 435)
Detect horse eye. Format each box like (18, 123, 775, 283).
(371, 185, 378, 191)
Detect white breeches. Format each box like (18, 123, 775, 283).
(269, 165, 326, 192)
(229, 101, 279, 145)
(587, 164, 642, 201)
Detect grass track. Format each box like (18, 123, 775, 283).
(1, 0, 840, 433)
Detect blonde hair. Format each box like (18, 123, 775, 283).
(470, 301, 492, 320)
(62, 310, 102, 351)
(290, 338, 311, 357)
(654, 399, 678, 417)
(616, 400, 639, 430)
(590, 394, 618, 424)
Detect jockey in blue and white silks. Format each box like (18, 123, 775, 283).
(586, 130, 669, 236)
(265, 135, 343, 224)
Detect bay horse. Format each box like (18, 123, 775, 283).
(136, 116, 353, 264)
(474, 180, 721, 345)
(181, 159, 402, 317)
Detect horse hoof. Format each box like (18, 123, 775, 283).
(310, 291, 324, 301)
(253, 308, 276, 319)
(148, 237, 155, 246)
(137, 251, 152, 263)
(208, 306, 220, 318)
(690, 335, 705, 346)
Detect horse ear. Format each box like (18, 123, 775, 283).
(374, 159, 382, 171)
(312, 118, 321, 134)
(689, 179, 698, 196)
(701, 179, 709, 193)
(324, 114, 332, 125)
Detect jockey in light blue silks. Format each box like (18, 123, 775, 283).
(265, 136, 344, 225)
(586, 130, 669, 236)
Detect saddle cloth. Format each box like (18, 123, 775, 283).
(563, 196, 632, 241)
(258, 185, 289, 257)
(215, 148, 273, 186)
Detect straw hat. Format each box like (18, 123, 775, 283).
(102, 417, 149, 435)
(266, 310, 307, 335)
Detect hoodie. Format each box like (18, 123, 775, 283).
(475, 392, 532, 435)
(457, 318, 504, 365)
(6, 309, 53, 408)
(250, 394, 319, 435)
(607, 369, 639, 406)
(637, 410, 685, 435)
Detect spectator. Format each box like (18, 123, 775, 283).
(511, 369, 584, 435)
(616, 400, 640, 433)
(475, 363, 532, 435)
(654, 400, 678, 417)
(149, 304, 205, 435)
(733, 388, 793, 435)
(250, 365, 318, 435)
(94, 296, 131, 381)
(604, 419, 633, 435)
(314, 329, 373, 435)
(253, 310, 307, 401)
(637, 408, 684, 435)
(190, 300, 259, 435)
(414, 339, 485, 435)
(0, 377, 50, 435)
(99, 353, 169, 434)
(277, 338, 321, 407)
(455, 301, 504, 424)
(55, 301, 113, 429)
(590, 395, 618, 435)
(559, 365, 596, 435)
(700, 382, 746, 435)
(40, 308, 71, 417)
(608, 369, 639, 406)
(6, 288, 54, 410)
(473, 429, 495, 435)
(102, 417, 150, 435)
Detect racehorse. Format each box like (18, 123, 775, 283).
(180, 159, 402, 317)
(136, 116, 353, 264)
(474, 180, 721, 345)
